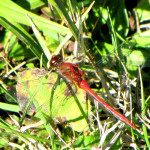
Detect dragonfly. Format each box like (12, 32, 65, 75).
(50, 54, 136, 129)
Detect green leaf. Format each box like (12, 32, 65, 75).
(0, 102, 20, 113)
(0, 0, 69, 34)
(15, 0, 46, 10)
(49, 0, 79, 40)
(0, 18, 48, 66)
(137, 0, 150, 22)
(16, 69, 91, 131)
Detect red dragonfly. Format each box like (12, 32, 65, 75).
(50, 54, 136, 129)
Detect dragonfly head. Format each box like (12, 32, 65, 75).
(50, 54, 63, 68)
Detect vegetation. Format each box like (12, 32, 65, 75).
(0, 0, 150, 149)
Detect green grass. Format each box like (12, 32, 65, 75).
(0, 0, 150, 149)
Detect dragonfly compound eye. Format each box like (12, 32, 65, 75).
(50, 54, 63, 68)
